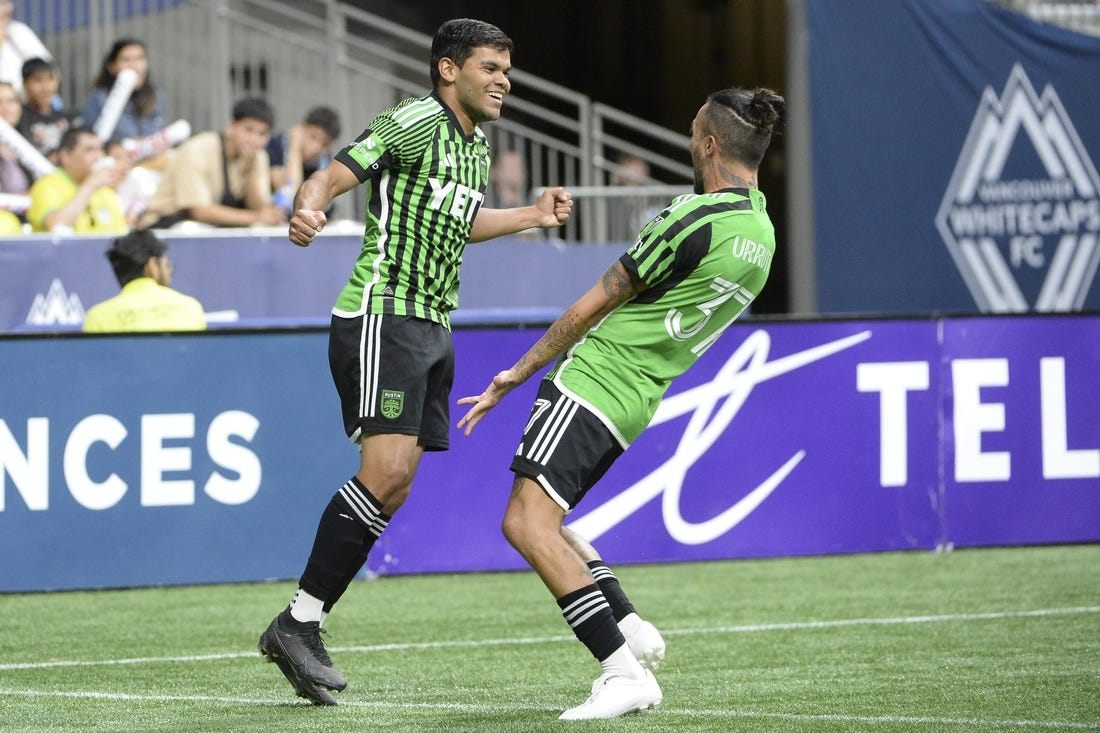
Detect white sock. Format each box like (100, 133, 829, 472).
(617, 612, 642, 637)
(319, 610, 328, 627)
(599, 642, 645, 680)
(288, 588, 324, 623)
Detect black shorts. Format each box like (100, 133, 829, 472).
(510, 380, 624, 512)
(328, 313, 454, 451)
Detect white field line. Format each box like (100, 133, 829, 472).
(1, 605, 1098, 673)
(0, 689, 1097, 730)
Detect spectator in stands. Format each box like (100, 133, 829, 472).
(0, 80, 31, 196)
(81, 39, 166, 148)
(139, 97, 285, 229)
(26, 125, 126, 233)
(18, 57, 70, 161)
(487, 148, 527, 208)
(487, 148, 540, 238)
(83, 228, 206, 332)
(0, 0, 51, 97)
(268, 105, 340, 214)
(608, 152, 659, 242)
(103, 137, 148, 228)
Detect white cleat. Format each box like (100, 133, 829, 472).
(619, 614, 666, 671)
(558, 670, 662, 721)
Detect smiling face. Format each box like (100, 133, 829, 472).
(440, 45, 512, 134)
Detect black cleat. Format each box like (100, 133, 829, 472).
(259, 609, 348, 703)
(260, 647, 339, 706)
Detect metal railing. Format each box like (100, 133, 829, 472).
(23, 0, 692, 241)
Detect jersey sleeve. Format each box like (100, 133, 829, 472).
(619, 207, 680, 286)
(336, 128, 394, 182)
(336, 101, 439, 183)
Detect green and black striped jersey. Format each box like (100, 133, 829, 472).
(548, 188, 775, 445)
(333, 92, 491, 328)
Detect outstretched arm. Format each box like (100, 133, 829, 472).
(457, 260, 646, 435)
(469, 186, 573, 242)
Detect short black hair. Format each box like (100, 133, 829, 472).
(303, 105, 341, 140)
(429, 18, 513, 88)
(57, 126, 98, 153)
(232, 97, 274, 129)
(21, 57, 57, 81)
(106, 229, 167, 286)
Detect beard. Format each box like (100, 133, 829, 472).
(693, 167, 704, 195)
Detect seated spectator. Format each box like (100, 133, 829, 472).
(139, 97, 285, 229)
(608, 153, 660, 242)
(0, 0, 52, 97)
(26, 125, 127, 233)
(18, 57, 70, 161)
(268, 105, 340, 213)
(81, 39, 166, 144)
(83, 229, 206, 332)
(103, 137, 147, 228)
(487, 148, 527, 209)
(0, 80, 31, 196)
(486, 149, 540, 239)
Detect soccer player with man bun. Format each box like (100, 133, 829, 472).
(458, 86, 784, 720)
(257, 18, 573, 705)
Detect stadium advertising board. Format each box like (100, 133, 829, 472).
(809, 0, 1100, 314)
(0, 233, 612, 332)
(1, 316, 1097, 592)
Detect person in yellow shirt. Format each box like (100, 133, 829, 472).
(26, 125, 127, 233)
(82, 229, 206, 332)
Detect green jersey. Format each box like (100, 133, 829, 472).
(549, 187, 775, 446)
(333, 92, 491, 329)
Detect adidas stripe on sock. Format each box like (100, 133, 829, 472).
(337, 477, 390, 538)
(588, 561, 637, 622)
(557, 583, 625, 662)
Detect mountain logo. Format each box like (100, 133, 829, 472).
(26, 279, 85, 326)
(935, 64, 1100, 312)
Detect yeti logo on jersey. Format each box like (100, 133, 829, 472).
(935, 64, 1100, 313)
(428, 178, 486, 222)
(380, 390, 405, 419)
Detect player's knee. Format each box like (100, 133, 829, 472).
(501, 501, 528, 551)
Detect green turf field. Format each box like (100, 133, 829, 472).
(2, 545, 1098, 732)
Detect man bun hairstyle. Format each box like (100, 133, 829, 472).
(704, 86, 785, 169)
(429, 18, 513, 88)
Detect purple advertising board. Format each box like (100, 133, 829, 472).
(0, 315, 1097, 592)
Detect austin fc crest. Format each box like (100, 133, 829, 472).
(380, 389, 405, 419)
(935, 64, 1100, 313)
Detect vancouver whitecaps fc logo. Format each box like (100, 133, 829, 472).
(935, 63, 1100, 313)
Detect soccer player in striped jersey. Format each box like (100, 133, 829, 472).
(258, 18, 573, 705)
(458, 86, 785, 720)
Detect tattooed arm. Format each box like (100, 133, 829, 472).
(457, 260, 646, 435)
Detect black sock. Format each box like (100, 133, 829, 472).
(299, 477, 389, 603)
(557, 584, 625, 662)
(587, 561, 637, 622)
